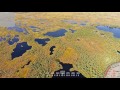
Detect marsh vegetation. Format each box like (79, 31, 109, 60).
(0, 12, 120, 78)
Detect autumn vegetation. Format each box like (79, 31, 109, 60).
(0, 12, 120, 78)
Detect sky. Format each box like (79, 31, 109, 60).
(0, 12, 15, 27)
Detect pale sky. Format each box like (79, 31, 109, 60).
(0, 12, 15, 27)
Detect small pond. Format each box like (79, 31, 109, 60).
(0, 37, 6, 42)
(96, 25, 120, 38)
(52, 61, 86, 78)
(7, 25, 29, 35)
(117, 51, 120, 54)
(11, 42, 32, 59)
(80, 21, 87, 26)
(69, 29, 76, 33)
(44, 29, 67, 37)
(35, 38, 50, 46)
(29, 26, 43, 32)
(8, 35, 19, 45)
(50, 46, 56, 55)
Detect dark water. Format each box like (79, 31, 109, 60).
(35, 38, 50, 46)
(50, 46, 56, 55)
(80, 21, 87, 26)
(0, 35, 19, 45)
(30, 26, 37, 28)
(80, 23, 86, 26)
(8, 35, 19, 45)
(7, 25, 29, 35)
(52, 61, 86, 78)
(30, 26, 43, 32)
(11, 42, 32, 59)
(0, 37, 6, 42)
(44, 29, 67, 37)
(96, 25, 120, 38)
(117, 51, 120, 54)
(0, 35, 11, 43)
(69, 29, 76, 33)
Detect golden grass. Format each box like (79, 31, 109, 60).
(0, 12, 120, 78)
